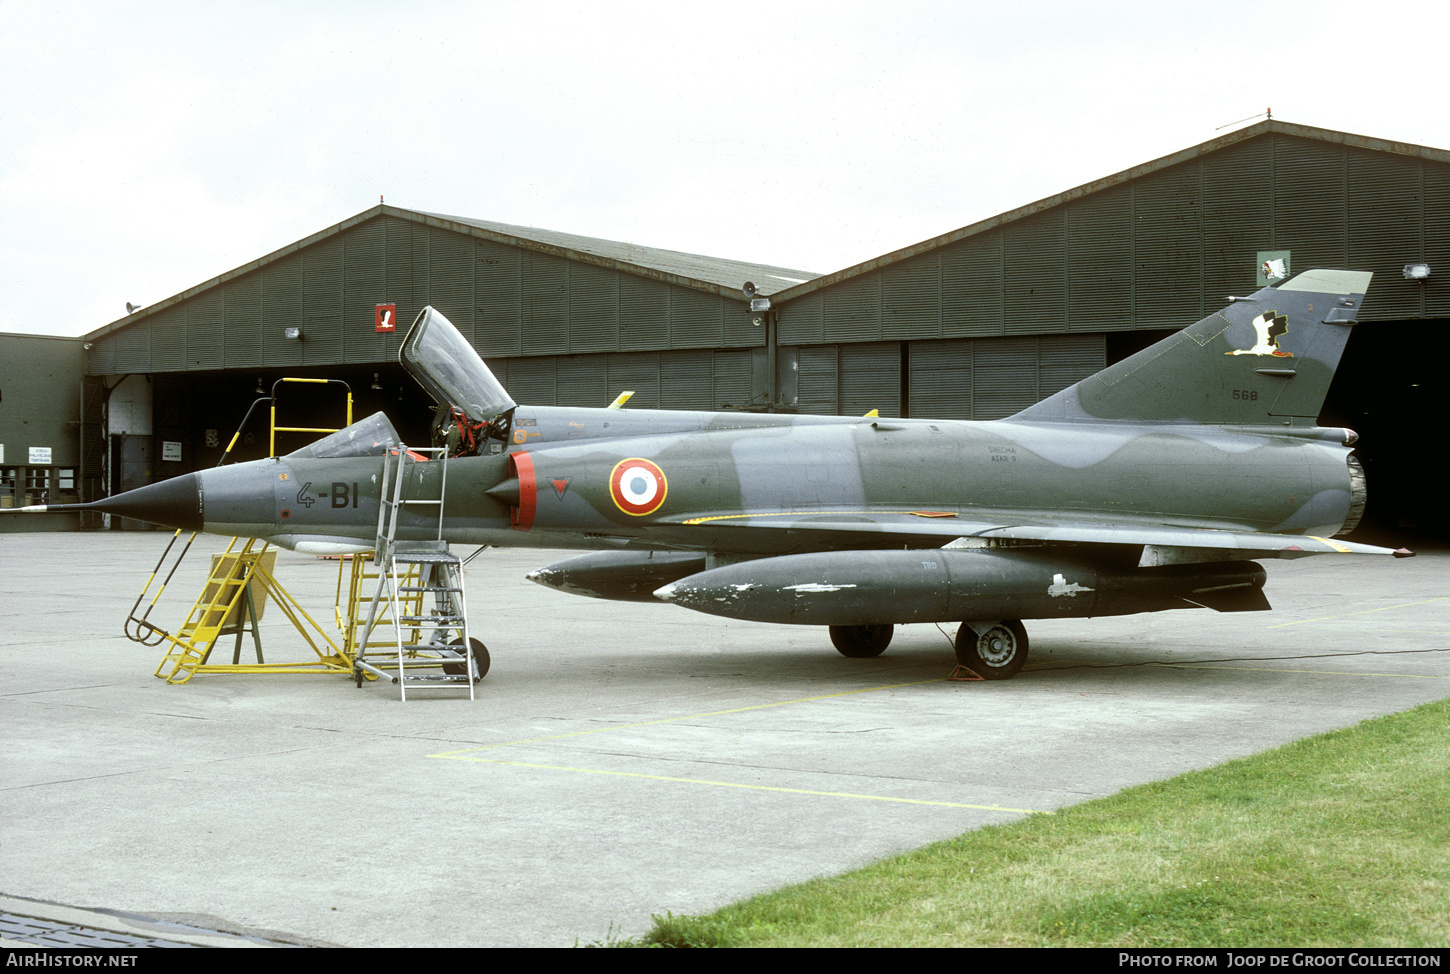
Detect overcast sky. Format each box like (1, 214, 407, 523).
(3, 0, 1446, 338)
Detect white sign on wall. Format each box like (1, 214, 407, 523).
(29, 446, 52, 464)
(162, 441, 183, 462)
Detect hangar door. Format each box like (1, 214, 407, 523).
(792, 334, 1103, 420)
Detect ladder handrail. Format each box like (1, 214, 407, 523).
(354, 438, 475, 700)
(268, 377, 353, 457)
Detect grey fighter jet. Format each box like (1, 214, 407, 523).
(16, 268, 1411, 678)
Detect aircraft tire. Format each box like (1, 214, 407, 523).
(444, 637, 491, 682)
(830, 624, 893, 658)
(954, 620, 1028, 679)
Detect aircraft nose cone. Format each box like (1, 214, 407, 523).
(92, 472, 204, 531)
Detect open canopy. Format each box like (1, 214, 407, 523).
(399, 307, 516, 428)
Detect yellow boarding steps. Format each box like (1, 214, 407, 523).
(152, 537, 350, 684)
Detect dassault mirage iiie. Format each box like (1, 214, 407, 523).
(18, 268, 1411, 678)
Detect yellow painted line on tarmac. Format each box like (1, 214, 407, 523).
(1160, 662, 1449, 679)
(435, 756, 1046, 813)
(1270, 596, 1450, 629)
(429, 677, 1048, 812)
(431, 679, 943, 756)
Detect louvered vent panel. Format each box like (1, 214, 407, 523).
(186, 291, 224, 370)
(521, 251, 570, 354)
(150, 308, 186, 371)
(1422, 162, 1450, 318)
(554, 355, 609, 407)
(1037, 334, 1105, 399)
(778, 292, 823, 345)
(344, 221, 388, 363)
(881, 252, 940, 340)
(90, 334, 117, 374)
(711, 349, 753, 410)
(1347, 150, 1425, 319)
(796, 345, 839, 414)
(1065, 183, 1134, 332)
(660, 349, 713, 409)
(1131, 161, 1203, 327)
(721, 296, 761, 349)
(1201, 138, 1274, 295)
(972, 338, 1038, 419)
(423, 229, 474, 335)
(618, 275, 670, 350)
(475, 241, 522, 357)
(263, 255, 305, 368)
(1003, 211, 1067, 335)
(821, 275, 882, 343)
(223, 273, 262, 369)
(669, 286, 726, 349)
(908, 338, 973, 420)
(302, 239, 344, 366)
(114, 320, 151, 372)
(567, 263, 619, 353)
(1273, 136, 1348, 270)
(839, 342, 900, 417)
(941, 235, 1004, 337)
(506, 356, 558, 406)
(606, 352, 661, 408)
(380, 217, 420, 315)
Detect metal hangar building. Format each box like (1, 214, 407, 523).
(5, 119, 1446, 539)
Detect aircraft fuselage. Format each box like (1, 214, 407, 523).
(199, 412, 1357, 558)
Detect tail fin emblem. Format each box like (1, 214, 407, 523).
(1227, 311, 1293, 357)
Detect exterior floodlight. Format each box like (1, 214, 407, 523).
(284, 326, 303, 340)
(1403, 262, 1431, 280)
(750, 297, 771, 313)
(371, 372, 382, 390)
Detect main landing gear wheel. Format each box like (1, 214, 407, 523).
(830, 624, 894, 658)
(954, 620, 1028, 680)
(443, 637, 491, 682)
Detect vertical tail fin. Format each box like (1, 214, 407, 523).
(1013, 269, 1372, 426)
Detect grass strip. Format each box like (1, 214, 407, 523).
(621, 698, 1450, 947)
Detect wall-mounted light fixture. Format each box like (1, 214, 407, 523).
(371, 372, 383, 390)
(255, 377, 266, 395)
(284, 326, 303, 340)
(1403, 262, 1432, 280)
(743, 282, 770, 325)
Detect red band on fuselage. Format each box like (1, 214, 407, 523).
(511, 451, 536, 530)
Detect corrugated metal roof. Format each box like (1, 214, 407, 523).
(420, 211, 817, 297)
(768, 119, 1450, 306)
(85, 205, 818, 341)
(84, 119, 1447, 342)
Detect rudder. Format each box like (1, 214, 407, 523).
(1012, 269, 1372, 426)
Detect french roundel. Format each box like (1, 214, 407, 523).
(609, 458, 668, 516)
